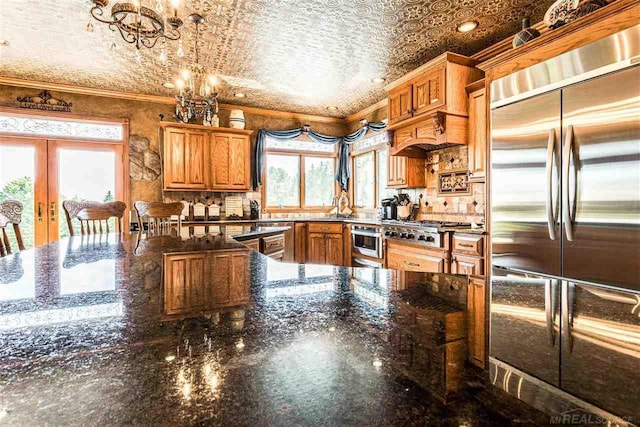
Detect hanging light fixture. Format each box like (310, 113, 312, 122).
(89, 0, 183, 50)
(173, 14, 220, 124)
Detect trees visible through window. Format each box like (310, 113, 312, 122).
(351, 131, 396, 209)
(264, 137, 337, 209)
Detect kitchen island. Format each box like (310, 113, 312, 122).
(0, 227, 543, 426)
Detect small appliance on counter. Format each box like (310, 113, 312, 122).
(380, 197, 397, 220)
(249, 200, 260, 220)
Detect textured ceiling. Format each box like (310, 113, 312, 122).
(0, 0, 555, 117)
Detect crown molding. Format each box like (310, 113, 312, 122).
(345, 98, 387, 123)
(0, 77, 347, 125)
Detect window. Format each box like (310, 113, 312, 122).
(264, 136, 337, 210)
(354, 152, 374, 208)
(351, 131, 395, 209)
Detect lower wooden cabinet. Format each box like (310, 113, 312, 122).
(451, 254, 484, 275)
(163, 253, 208, 316)
(305, 225, 344, 265)
(243, 238, 260, 252)
(467, 276, 486, 368)
(261, 233, 285, 255)
(386, 241, 448, 272)
(163, 249, 250, 317)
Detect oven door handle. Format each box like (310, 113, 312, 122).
(352, 230, 382, 238)
(353, 257, 383, 268)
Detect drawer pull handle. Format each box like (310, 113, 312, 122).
(458, 243, 474, 248)
(404, 261, 420, 267)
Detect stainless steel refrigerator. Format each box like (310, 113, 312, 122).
(490, 25, 640, 421)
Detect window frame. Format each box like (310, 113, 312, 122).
(262, 135, 339, 212)
(350, 131, 390, 212)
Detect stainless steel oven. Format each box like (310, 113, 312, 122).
(352, 257, 383, 269)
(351, 225, 383, 259)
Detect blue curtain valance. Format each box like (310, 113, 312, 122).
(252, 121, 387, 191)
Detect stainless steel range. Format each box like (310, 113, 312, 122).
(381, 220, 471, 248)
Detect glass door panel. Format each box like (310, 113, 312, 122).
(48, 141, 123, 241)
(0, 137, 47, 248)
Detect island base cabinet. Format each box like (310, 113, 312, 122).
(467, 277, 486, 368)
(163, 249, 250, 317)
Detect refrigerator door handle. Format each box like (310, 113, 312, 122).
(545, 129, 558, 240)
(562, 125, 575, 241)
(544, 279, 557, 346)
(562, 281, 575, 354)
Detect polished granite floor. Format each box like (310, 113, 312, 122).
(0, 230, 547, 426)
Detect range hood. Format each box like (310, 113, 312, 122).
(388, 110, 469, 158)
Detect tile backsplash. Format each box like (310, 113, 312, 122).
(402, 145, 485, 225)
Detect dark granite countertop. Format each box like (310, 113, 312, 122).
(0, 228, 541, 425)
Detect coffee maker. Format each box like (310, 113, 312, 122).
(380, 198, 397, 220)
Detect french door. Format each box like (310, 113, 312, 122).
(0, 137, 126, 246)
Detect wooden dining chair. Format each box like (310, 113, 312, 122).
(0, 200, 25, 257)
(62, 200, 127, 236)
(134, 201, 183, 232)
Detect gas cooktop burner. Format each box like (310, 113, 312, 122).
(381, 220, 472, 229)
(381, 220, 472, 247)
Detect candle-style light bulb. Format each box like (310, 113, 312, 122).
(176, 40, 184, 57)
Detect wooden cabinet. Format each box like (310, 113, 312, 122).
(452, 234, 484, 257)
(161, 123, 252, 191)
(412, 65, 445, 116)
(305, 223, 345, 265)
(163, 253, 208, 316)
(467, 276, 486, 368)
(467, 83, 487, 180)
(210, 250, 250, 306)
(386, 241, 449, 272)
(388, 84, 413, 125)
(261, 233, 285, 255)
(451, 254, 484, 275)
(385, 53, 484, 157)
(294, 222, 307, 263)
(210, 133, 251, 191)
(307, 232, 326, 264)
(163, 128, 208, 190)
(243, 238, 260, 252)
(163, 249, 250, 317)
(387, 154, 425, 189)
(451, 233, 485, 276)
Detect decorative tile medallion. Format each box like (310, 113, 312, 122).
(438, 170, 470, 195)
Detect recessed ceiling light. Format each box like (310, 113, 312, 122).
(371, 77, 386, 84)
(0, 39, 9, 47)
(327, 106, 339, 112)
(457, 21, 478, 33)
(234, 92, 246, 98)
(162, 82, 175, 89)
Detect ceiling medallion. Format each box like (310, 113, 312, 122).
(173, 14, 220, 125)
(88, 0, 183, 50)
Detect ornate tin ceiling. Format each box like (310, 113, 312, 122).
(0, 0, 555, 117)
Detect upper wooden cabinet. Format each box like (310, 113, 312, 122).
(161, 122, 253, 192)
(388, 84, 413, 124)
(210, 133, 251, 191)
(163, 127, 209, 190)
(385, 53, 484, 157)
(387, 154, 425, 189)
(466, 81, 487, 180)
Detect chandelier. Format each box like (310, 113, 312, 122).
(89, 0, 183, 50)
(174, 14, 220, 124)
